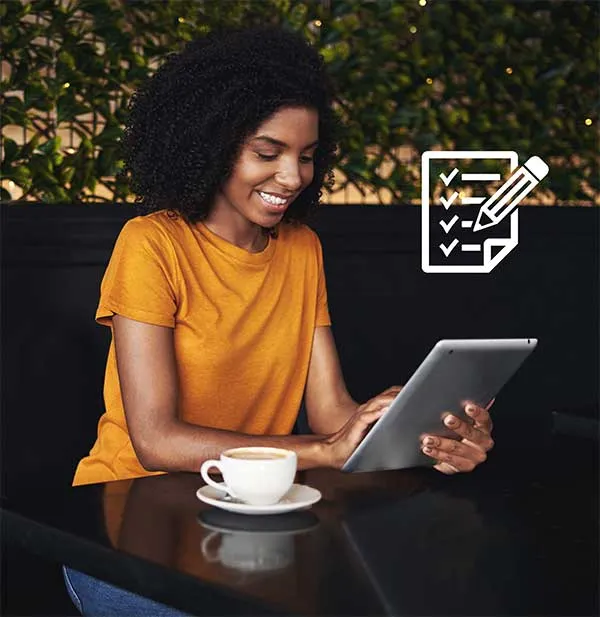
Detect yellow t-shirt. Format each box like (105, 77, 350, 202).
(73, 210, 331, 486)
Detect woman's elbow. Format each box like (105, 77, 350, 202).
(131, 430, 169, 472)
(134, 444, 164, 472)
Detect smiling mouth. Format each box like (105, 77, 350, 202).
(256, 191, 291, 212)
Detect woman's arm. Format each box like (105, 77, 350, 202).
(303, 326, 359, 433)
(113, 314, 325, 472)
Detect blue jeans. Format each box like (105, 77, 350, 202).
(62, 566, 192, 616)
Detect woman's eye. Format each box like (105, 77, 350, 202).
(256, 153, 314, 164)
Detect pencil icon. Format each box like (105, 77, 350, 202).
(473, 156, 549, 231)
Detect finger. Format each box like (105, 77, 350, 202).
(347, 407, 387, 444)
(360, 386, 403, 413)
(443, 414, 494, 450)
(422, 445, 479, 472)
(433, 461, 461, 475)
(379, 387, 403, 403)
(359, 406, 388, 423)
(421, 444, 461, 474)
(382, 385, 403, 395)
(464, 402, 493, 431)
(423, 436, 488, 463)
(362, 394, 397, 413)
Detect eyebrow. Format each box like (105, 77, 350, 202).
(251, 136, 319, 150)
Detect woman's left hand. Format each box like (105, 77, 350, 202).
(421, 399, 495, 475)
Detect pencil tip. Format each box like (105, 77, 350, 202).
(473, 210, 494, 232)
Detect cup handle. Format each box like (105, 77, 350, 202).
(200, 460, 230, 494)
(200, 531, 222, 562)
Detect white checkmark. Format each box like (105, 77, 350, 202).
(439, 239, 459, 257)
(440, 192, 458, 209)
(439, 215, 459, 233)
(439, 168, 459, 186)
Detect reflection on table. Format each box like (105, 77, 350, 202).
(3, 434, 598, 616)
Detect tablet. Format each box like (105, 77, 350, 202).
(342, 338, 538, 473)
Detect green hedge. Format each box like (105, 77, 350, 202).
(1, 0, 598, 204)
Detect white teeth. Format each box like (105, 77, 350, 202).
(258, 191, 288, 205)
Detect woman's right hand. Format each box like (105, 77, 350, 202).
(320, 385, 402, 469)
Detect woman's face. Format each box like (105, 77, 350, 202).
(210, 106, 319, 232)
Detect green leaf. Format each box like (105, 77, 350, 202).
(0, 25, 15, 46)
(80, 137, 94, 154)
(96, 147, 118, 176)
(19, 134, 41, 158)
(38, 137, 62, 155)
(24, 83, 48, 110)
(56, 96, 93, 123)
(10, 165, 32, 186)
(58, 166, 76, 185)
(30, 0, 54, 12)
(30, 153, 53, 176)
(50, 186, 70, 202)
(11, 59, 30, 89)
(132, 53, 146, 67)
(92, 124, 123, 147)
(83, 160, 96, 191)
(2, 137, 19, 164)
(58, 50, 76, 70)
(3, 96, 26, 125)
(34, 44, 55, 65)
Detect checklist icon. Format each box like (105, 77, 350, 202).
(421, 151, 549, 274)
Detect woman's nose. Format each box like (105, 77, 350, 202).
(275, 161, 303, 192)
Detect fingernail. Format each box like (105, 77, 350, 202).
(423, 446, 433, 454)
(444, 415, 457, 427)
(466, 405, 477, 415)
(424, 436, 435, 446)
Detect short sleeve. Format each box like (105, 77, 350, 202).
(95, 217, 178, 328)
(313, 232, 332, 327)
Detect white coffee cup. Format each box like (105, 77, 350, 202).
(200, 447, 297, 506)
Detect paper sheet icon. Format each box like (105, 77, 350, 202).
(421, 151, 520, 273)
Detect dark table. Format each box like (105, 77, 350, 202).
(2, 432, 598, 616)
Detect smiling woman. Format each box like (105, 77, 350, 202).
(72, 25, 385, 492)
(64, 23, 494, 617)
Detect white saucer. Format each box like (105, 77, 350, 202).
(196, 483, 322, 516)
(199, 519, 320, 536)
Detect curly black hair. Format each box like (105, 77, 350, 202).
(119, 24, 341, 231)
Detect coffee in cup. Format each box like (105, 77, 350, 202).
(226, 450, 288, 460)
(200, 447, 297, 506)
